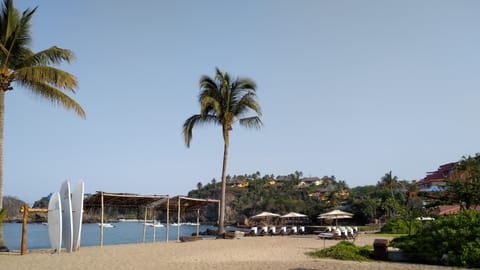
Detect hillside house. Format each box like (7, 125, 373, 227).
(297, 177, 323, 188)
(415, 162, 457, 191)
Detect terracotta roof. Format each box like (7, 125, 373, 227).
(417, 162, 457, 186)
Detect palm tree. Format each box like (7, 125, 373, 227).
(183, 68, 262, 234)
(0, 0, 85, 251)
(378, 171, 399, 198)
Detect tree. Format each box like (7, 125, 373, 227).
(183, 68, 262, 234)
(397, 196, 424, 235)
(0, 0, 85, 251)
(196, 182, 203, 191)
(377, 171, 399, 198)
(447, 154, 480, 210)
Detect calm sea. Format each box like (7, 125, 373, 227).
(3, 222, 224, 251)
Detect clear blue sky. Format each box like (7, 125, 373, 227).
(5, 0, 480, 204)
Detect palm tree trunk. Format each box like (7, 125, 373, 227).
(0, 89, 8, 251)
(218, 130, 229, 235)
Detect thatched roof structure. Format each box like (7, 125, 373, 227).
(84, 192, 219, 212)
(83, 192, 220, 245)
(84, 192, 167, 209)
(152, 196, 220, 212)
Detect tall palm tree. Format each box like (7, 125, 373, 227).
(0, 0, 85, 251)
(183, 68, 262, 234)
(378, 171, 399, 198)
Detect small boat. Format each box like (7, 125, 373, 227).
(98, 223, 115, 228)
(184, 222, 199, 226)
(118, 218, 140, 222)
(146, 222, 164, 228)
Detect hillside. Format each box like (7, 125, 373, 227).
(187, 173, 351, 225)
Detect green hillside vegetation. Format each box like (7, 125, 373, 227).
(187, 171, 418, 227)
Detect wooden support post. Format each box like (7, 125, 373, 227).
(19, 205, 48, 255)
(166, 197, 170, 243)
(196, 209, 200, 237)
(143, 206, 147, 243)
(100, 192, 104, 247)
(21, 204, 28, 255)
(177, 196, 181, 241)
(152, 209, 156, 242)
(217, 201, 220, 228)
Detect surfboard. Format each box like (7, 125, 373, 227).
(71, 180, 84, 251)
(60, 180, 73, 253)
(48, 192, 62, 253)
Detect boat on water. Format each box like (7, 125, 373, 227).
(169, 222, 199, 226)
(184, 222, 199, 226)
(118, 218, 141, 222)
(98, 223, 115, 228)
(146, 222, 164, 228)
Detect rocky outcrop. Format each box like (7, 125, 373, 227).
(2, 196, 47, 223)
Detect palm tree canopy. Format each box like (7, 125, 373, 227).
(0, 0, 84, 118)
(183, 67, 261, 147)
(377, 171, 399, 192)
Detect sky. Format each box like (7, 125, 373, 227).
(4, 0, 480, 204)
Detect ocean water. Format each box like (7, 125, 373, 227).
(3, 222, 222, 251)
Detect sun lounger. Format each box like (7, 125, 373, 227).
(317, 228, 344, 240)
(259, 226, 268, 235)
(268, 226, 280, 236)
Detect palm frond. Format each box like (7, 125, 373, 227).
(200, 95, 221, 117)
(0, 0, 36, 68)
(22, 46, 74, 66)
(182, 114, 219, 147)
(16, 80, 85, 118)
(199, 76, 220, 103)
(232, 91, 261, 117)
(14, 66, 77, 92)
(239, 116, 262, 129)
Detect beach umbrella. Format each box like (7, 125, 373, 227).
(251, 211, 280, 219)
(250, 211, 280, 225)
(280, 212, 309, 225)
(317, 209, 353, 226)
(281, 212, 307, 218)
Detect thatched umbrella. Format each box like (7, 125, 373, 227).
(280, 212, 309, 225)
(317, 209, 353, 226)
(250, 211, 280, 225)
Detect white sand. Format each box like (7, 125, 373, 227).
(1, 234, 464, 270)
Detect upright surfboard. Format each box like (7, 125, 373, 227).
(48, 192, 62, 253)
(71, 180, 84, 251)
(60, 180, 73, 252)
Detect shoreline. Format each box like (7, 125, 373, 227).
(1, 234, 466, 270)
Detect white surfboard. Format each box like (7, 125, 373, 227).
(60, 180, 73, 253)
(48, 192, 62, 253)
(71, 180, 84, 251)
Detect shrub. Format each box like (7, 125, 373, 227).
(391, 210, 480, 268)
(307, 241, 372, 261)
(380, 217, 421, 234)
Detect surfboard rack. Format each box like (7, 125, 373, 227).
(20, 205, 48, 255)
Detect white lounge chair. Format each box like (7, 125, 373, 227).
(279, 226, 288, 235)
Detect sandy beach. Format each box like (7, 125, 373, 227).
(1, 234, 464, 270)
